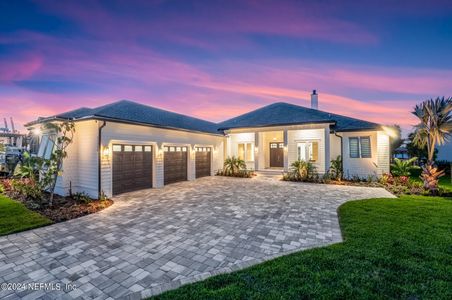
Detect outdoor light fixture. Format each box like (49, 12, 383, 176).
(382, 126, 399, 138)
(32, 127, 42, 136)
(102, 146, 110, 158)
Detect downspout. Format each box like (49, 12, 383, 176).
(333, 130, 344, 179)
(98, 121, 107, 199)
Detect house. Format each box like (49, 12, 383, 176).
(437, 143, 452, 161)
(26, 91, 390, 198)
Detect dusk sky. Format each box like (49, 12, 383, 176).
(1, 0, 451, 134)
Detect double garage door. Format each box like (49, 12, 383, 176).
(112, 144, 212, 195)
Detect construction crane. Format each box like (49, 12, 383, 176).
(10, 117, 15, 133)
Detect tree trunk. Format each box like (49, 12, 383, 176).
(48, 159, 62, 207)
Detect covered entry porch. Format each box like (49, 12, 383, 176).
(225, 125, 330, 173)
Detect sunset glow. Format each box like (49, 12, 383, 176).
(1, 1, 451, 134)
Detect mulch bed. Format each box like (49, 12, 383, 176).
(38, 199, 114, 223)
(1, 179, 113, 223)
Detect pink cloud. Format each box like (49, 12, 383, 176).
(0, 54, 43, 82)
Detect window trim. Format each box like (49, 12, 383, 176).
(296, 140, 319, 162)
(237, 142, 254, 162)
(349, 137, 360, 158)
(359, 136, 372, 158)
(349, 136, 372, 158)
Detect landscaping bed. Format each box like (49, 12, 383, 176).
(152, 196, 452, 299)
(1, 178, 113, 224)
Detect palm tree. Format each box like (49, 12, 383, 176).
(390, 157, 419, 177)
(223, 156, 246, 175)
(412, 97, 452, 193)
(291, 160, 316, 181)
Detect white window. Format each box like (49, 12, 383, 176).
(360, 137, 372, 158)
(37, 134, 56, 159)
(349, 137, 371, 158)
(238, 143, 254, 161)
(297, 141, 319, 162)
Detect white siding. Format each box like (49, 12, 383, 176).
(437, 143, 452, 161)
(100, 122, 224, 198)
(288, 128, 327, 174)
(377, 131, 390, 175)
(53, 120, 98, 198)
(330, 133, 342, 161)
(227, 132, 255, 170)
(51, 120, 224, 199)
(340, 130, 389, 179)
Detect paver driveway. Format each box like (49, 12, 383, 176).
(0, 176, 394, 299)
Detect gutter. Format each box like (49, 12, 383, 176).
(98, 121, 107, 199)
(333, 130, 344, 179)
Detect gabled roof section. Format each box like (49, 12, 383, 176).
(29, 100, 221, 135)
(217, 102, 381, 132)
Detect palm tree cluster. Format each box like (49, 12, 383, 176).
(223, 156, 246, 175)
(412, 97, 452, 193)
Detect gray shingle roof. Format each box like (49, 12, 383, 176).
(54, 100, 221, 134)
(217, 102, 381, 132)
(30, 100, 381, 134)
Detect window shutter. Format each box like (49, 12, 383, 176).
(360, 137, 372, 158)
(238, 143, 245, 160)
(349, 137, 360, 158)
(246, 143, 253, 161)
(311, 142, 319, 161)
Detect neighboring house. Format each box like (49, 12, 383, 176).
(26, 91, 390, 198)
(393, 139, 411, 160)
(437, 143, 452, 161)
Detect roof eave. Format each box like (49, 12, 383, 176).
(24, 116, 72, 128)
(334, 126, 383, 133)
(218, 120, 337, 131)
(80, 115, 225, 137)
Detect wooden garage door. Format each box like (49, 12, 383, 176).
(164, 146, 188, 185)
(195, 147, 211, 178)
(112, 145, 152, 195)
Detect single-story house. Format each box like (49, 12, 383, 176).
(26, 91, 390, 198)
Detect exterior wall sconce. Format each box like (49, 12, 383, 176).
(32, 127, 42, 136)
(102, 146, 110, 158)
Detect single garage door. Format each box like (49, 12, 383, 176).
(112, 144, 152, 195)
(195, 147, 211, 178)
(164, 146, 188, 185)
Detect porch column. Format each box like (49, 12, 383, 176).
(254, 132, 259, 170)
(324, 126, 331, 174)
(283, 129, 289, 172)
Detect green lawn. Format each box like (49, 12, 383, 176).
(153, 196, 452, 300)
(0, 195, 52, 236)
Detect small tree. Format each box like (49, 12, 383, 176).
(41, 122, 75, 205)
(412, 97, 452, 193)
(223, 156, 246, 175)
(290, 160, 316, 181)
(390, 157, 419, 177)
(329, 155, 342, 181)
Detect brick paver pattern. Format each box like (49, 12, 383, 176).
(0, 176, 394, 299)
